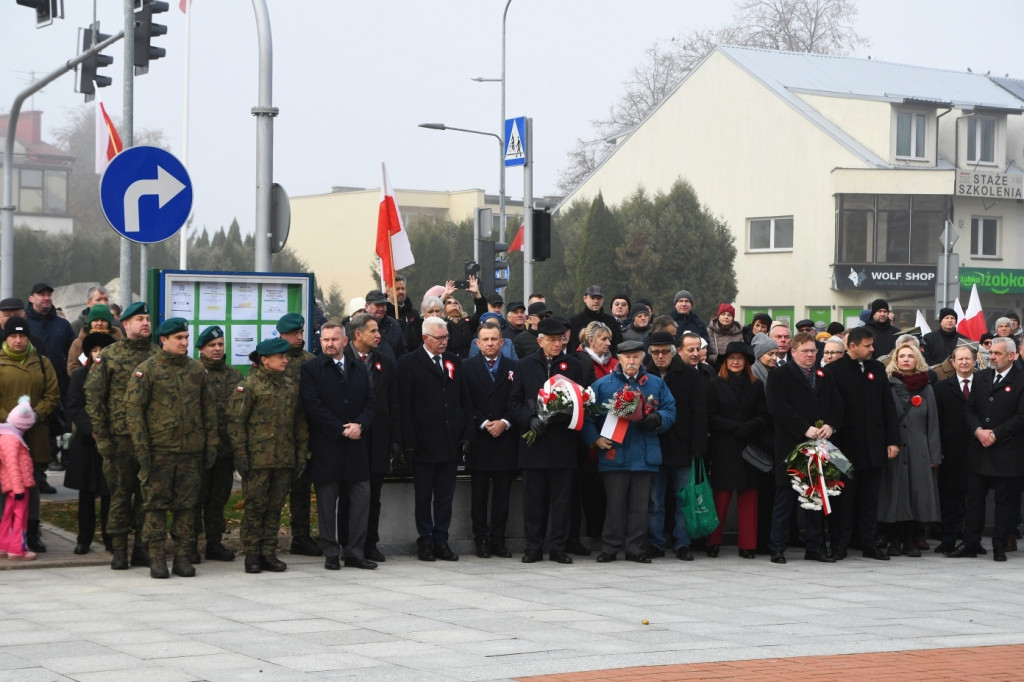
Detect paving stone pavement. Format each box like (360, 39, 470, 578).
(2, 533, 1024, 681)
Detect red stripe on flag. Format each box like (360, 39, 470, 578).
(508, 223, 524, 252)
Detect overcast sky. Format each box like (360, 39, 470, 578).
(2, 0, 1021, 241)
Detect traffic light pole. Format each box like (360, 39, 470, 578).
(122, 0, 136, 307)
(0, 30, 123, 298)
(522, 117, 533, 301)
(251, 0, 277, 273)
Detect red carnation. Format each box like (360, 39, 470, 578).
(910, 395, 923, 407)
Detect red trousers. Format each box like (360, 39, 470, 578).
(708, 488, 758, 550)
(0, 493, 28, 556)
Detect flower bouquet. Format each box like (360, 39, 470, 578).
(786, 421, 853, 515)
(600, 387, 657, 444)
(522, 374, 598, 446)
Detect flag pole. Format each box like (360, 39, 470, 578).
(179, 0, 192, 269)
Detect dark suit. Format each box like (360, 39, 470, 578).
(765, 361, 843, 554)
(463, 353, 519, 548)
(826, 355, 899, 552)
(343, 345, 400, 553)
(934, 373, 973, 546)
(300, 354, 375, 560)
(398, 347, 474, 548)
(963, 367, 1024, 550)
(507, 350, 585, 554)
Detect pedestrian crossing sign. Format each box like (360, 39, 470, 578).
(504, 117, 526, 167)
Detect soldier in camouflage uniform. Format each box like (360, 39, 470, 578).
(229, 337, 309, 573)
(84, 301, 158, 570)
(277, 312, 319, 556)
(125, 318, 218, 579)
(192, 325, 243, 563)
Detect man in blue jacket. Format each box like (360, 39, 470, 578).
(582, 340, 676, 563)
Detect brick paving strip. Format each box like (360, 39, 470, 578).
(517, 643, 1024, 681)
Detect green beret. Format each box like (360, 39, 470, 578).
(275, 312, 304, 333)
(87, 303, 113, 325)
(155, 317, 189, 338)
(121, 301, 149, 321)
(196, 325, 224, 348)
(256, 337, 290, 356)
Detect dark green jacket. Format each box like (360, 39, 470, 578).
(228, 366, 309, 469)
(84, 336, 158, 441)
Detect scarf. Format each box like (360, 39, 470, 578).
(585, 346, 611, 366)
(2, 340, 33, 364)
(0, 423, 27, 448)
(892, 370, 929, 393)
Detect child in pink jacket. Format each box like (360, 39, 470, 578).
(0, 395, 38, 560)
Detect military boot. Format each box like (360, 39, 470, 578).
(172, 555, 196, 577)
(149, 543, 169, 579)
(187, 542, 202, 565)
(110, 534, 129, 570)
(130, 540, 150, 567)
(259, 553, 287, 572)
(205, 542, 236, 562)
(244, 553, 262, 574)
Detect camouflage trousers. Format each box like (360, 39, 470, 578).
(194, 454, 234, 547)
(140, 451, 200, 555)
(241, 467, 293, 555)
(100, 435, 145, 538)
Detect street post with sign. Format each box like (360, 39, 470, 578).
(99, 145, 193, 243)
(506, 116, 532, 299)
(935, 219, 959, 315)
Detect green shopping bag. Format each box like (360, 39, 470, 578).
(678, 459, 719, 539)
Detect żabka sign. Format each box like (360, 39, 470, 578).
(960, 268, 1024, 295)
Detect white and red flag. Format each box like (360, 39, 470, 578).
(958, 283, 987, 341)
(508, 223, 524, 252)
(375, 163, 415, 288)
(94, 94, 123, 174)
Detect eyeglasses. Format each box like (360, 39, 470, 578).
(822, 350, 844, 356)
(426, 334, 449, 341)
(649, 348, 674, 356)
(794, 348, 817, 354)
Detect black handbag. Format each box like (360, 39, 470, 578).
(741, 444, 772, 473)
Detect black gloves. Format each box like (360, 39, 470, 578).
(529, 416, 546, 438)
(547, 412, 571, 427)
(13, 492, 24, 501)
(639, 413, 662, 431)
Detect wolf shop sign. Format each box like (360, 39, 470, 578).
(834, 265, 937, 291)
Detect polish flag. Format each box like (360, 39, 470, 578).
(914, 310, 932, 335)
(95, 94, 123, 175)
(958, 284, 987, 341)
(179, 0, 189, 12)
(508, 223, 524, 252)
(953, 297, 965, 324)
(375, 163, 415, 288)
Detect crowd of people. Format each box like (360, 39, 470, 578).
(0, 277, 1020, 575)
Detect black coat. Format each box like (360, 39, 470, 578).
(513, 329, 540, 361)
(398, 348, 474, 462)
(707, 373, 769, 490)
(63, 365, 109, 495)
(646, 355, 708, 469)
(569, 307, 624, 354)
(765, 361, 843, 486)
(933, 373, 973, 491)
(344, 345, 400, 475)
(965, 367, 1024, 477)
(922, 329, 970, 366)
(463, 354, 519, 472)
(864, 318, 900, 360)
(300, 355, 376, 483)
(507, 350, 584, 469)
(825, 355, 899, 471)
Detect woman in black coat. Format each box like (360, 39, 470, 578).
(64, 332, 116, 554)
(705, 342, 769, 558)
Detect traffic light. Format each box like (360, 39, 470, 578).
(478, 239, 509, 296)
(134, 0, 169, 75)
(78, 23, 114, 100)
(17, 0, 62, 28)
(531, 209, 551, 261)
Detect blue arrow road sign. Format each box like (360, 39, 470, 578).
(100, 146, 193, 244)
(504, 117, 526, 167)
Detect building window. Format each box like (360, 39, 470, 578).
(967, 116, 995, 164)
(835, 194, 949, 265)
(748, 216, 793, 251)
(896, 111, 927, 159)
(971, 217, 999, 257)
(14, 168, 67, 215)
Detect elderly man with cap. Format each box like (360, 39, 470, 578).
(85, 301, 158, 569)
(569, 285, 623, 354)
(365, 289, 407, 360)
(503, 300, 528, 339)
(192, 325, 243, 563)
(274, 312, 321, 557)
(0, 315, 60, 553)
(922, 307, 969, 366)
(582, 339, 675, 563)
(125, 318, 218, 579)
(508, 316, 587, 564)
(864, 299, 900, 360)
(513, 301, 549, 360)
(670, 290, 709, 344)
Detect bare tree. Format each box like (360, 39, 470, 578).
(556, 0, 867, 194)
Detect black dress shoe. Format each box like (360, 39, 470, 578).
(73, 543, 90, 555)
(27, 534, 46, 553)
(259, 553, 288, 572)
(365, 546, 386, 562)
(521, 550, 543, 563)
(434, 544, 459, 561)
(835, 547, 848, 560)
(862, 547, 891, 561)
(934, 542, 956, 554)
(625, 552, 651, 564)
(705, 544, 719, 558)
(595, 552, 616, 563)
(344, 557, 378, 570)
(290, 536, 323, 556)
(417, 546, 436, 562)
(37, 481, 57, 494)
(944, 544, 979, 558)
(549, 551, 573, 564)
(490, 544, 512, 558)
(475, 541, 491, 559)
(205, 543, 236, 562)
(324, 556, 341, 570)
(994, 548, 1008, 562)
(675, 546, 694, 561)
(804, 550, 836, 563)
(738, 549, 756, 559)
(648, 547, 665, 558)
(903, 543, 921, 558)
(770, 551, 787, 564)
(565, 539, 591, 556)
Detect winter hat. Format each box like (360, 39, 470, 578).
(674, 290, 693, 305)
(423, 285, 446, 300)
(826, 321, 845, 335)
(869, 299, 889, 316)
(3, 316, 28, 337)
(630, 305, 650, 322)
(751, 332, 778, 360)
(752, 312, 772, 328)
(716, 303, 735, 318)
(6, 395, 35, 431)
(87, 304, 113, 324)
(938, 307, 957, 322)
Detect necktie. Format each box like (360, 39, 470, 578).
(361, 354, 367, 363)
(859, 361, 865, 374)
(335, 360, 344, 379)
(963, 378, 970, 399)
(806, 368, 815, 388)
(434, 355, 444, 375)
(994, 373, 1003, 388)
(487, 358, 496, 381)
